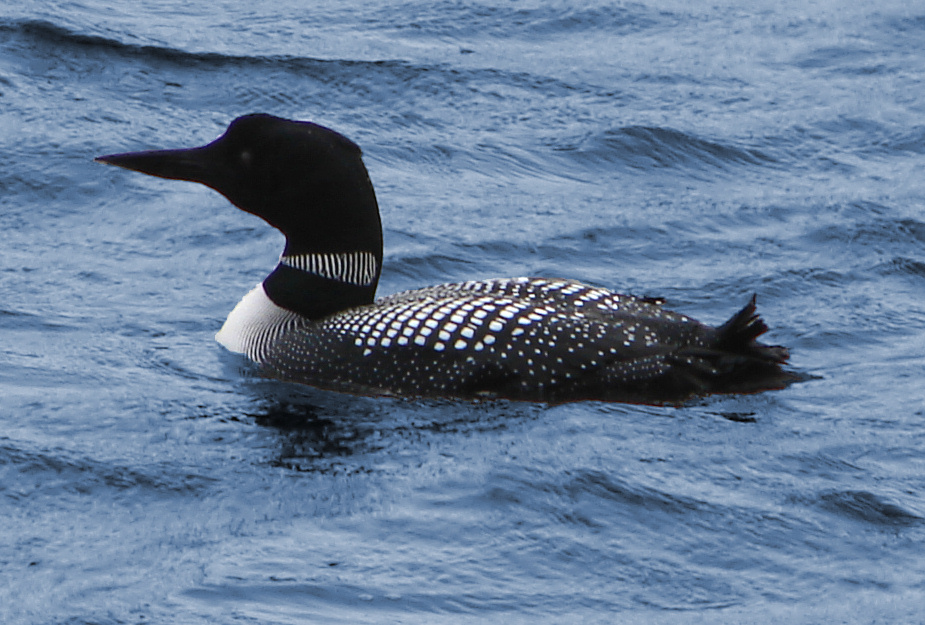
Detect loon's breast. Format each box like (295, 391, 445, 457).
(217, 276, 782, 404)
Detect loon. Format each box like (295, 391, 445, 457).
(96, 113, 792, 405)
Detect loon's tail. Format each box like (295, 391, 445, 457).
(665, 295, 797, 400)
(714, 294, 789, 364)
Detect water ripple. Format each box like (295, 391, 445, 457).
(0, 439, 214, 499)
(551, 126, 776, 175)
(817, 490, 922, 526)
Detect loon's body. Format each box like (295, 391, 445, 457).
(97, 113, 792, 405)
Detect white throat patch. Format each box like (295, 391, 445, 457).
(215, 283, 304, 363)
(280, 251, 377, 286)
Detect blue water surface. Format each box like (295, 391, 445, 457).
(2, 1, 925, 623)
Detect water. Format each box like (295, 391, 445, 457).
(2, 1, 925, 623)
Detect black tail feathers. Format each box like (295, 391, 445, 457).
(715, 294, 789, 363)
(662, 295, 797, 402)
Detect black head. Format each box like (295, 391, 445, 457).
(96, 114, 382, 258)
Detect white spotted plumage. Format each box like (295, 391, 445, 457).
(241, 276, 718, 402)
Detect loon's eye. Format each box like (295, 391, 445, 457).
(240, 150, 253, 167)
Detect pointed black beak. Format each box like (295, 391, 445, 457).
(95, 147, 213, 184)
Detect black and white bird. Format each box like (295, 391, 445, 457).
(97, 113, 793, 405)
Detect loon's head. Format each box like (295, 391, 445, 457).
(96, 113, 383, 261)
(97, 114, 384, 318)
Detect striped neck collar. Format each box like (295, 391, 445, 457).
(280, 251, 378, 286)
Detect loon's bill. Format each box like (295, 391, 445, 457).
(97, 113, 796, 405)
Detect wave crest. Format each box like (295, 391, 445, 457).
(553, 125, 775, 173)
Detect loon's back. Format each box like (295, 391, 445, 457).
(222, 276, 790, 405)
(96, 113, 795, 405)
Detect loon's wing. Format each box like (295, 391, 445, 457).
(257, 278, 745, 403)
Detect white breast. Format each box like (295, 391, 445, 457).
(215, 283, 304, 363)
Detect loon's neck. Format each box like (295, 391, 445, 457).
(262, 248, 381, 320)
